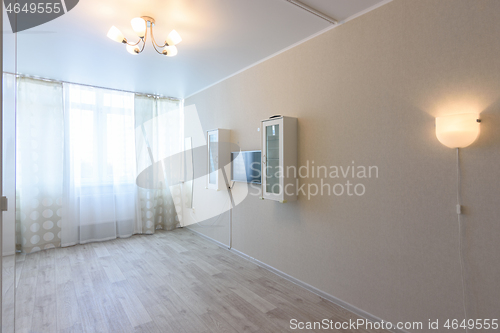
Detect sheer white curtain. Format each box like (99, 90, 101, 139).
(134, 95, 184, 232)
(157, 98, 185, 229)
(15, 78, 184, 252)
(16, 77, 64, 253)
(61, 84, 140, 246)
(134, 95, 159, 234)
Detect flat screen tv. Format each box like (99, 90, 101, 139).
(231, 150, 261, 184)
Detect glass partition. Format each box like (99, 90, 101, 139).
(2, 8, 17, 332)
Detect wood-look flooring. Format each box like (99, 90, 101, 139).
(9, 229, 389, 333)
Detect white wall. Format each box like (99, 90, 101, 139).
(183, 0, 500, 330)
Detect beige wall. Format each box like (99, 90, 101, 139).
(184, 0, 500, 329)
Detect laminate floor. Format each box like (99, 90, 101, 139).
(12, 228, 389, 333)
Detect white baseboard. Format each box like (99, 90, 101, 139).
(2, 251, 16, 257)
(187, 226, 410, 333)
(187, 227, 230, 249)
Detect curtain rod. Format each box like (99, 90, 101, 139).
(2, 71, 182, 101)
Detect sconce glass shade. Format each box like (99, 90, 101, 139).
(107, 26, 125, 43)
(131, 18, 146, 38)
(126, 44, 140, 55)
(165, 30, 182, 46)
(435, 113, 480, 148)
(162, 45, 178, 57)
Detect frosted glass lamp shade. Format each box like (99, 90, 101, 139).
(131, 18, 146, 38)
(162, 45, 178, 57)
(107, 26, 125, 43)
(435, 113, 480, 148)
(126, 44, 140, 55)
(165, 30, 182, 46)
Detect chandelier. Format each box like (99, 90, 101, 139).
(107, 16, 182, 57)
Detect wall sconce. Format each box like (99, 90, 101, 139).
(434, 112, 481, 327)
(435, 113, 481, 148)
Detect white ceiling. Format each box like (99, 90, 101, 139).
(3, 0, 389, 99)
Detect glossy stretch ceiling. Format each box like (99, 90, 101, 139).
(3, 0, 390, 98)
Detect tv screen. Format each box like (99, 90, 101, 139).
(231, 150, 261, 184)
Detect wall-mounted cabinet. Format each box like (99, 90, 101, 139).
(207, 129, 231, 191)
(261, 116, 297, 202)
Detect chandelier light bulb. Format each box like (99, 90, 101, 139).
(131, 17, 146, 38)
(107, 26, 126, 43)
(162, 45, 178, 57)
(126, 44, 141, 55)
(165, 30, 182, 46)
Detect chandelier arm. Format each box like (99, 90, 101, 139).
(151, 41, 165, 55)
(150, 25, 167, 48)
(137, 25, 148, 53)
(125, 39, 142, 47)
(139, 39, 147, 53)
(125, 22, 148, 49)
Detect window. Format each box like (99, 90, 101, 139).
(66, 85, 136, 186)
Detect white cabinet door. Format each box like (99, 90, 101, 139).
(261, 116, 297, 203)
(262, 119, 283, 201)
